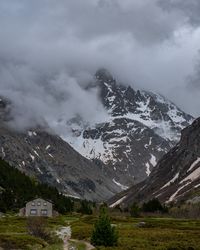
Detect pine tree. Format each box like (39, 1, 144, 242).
(130, 202, 140, 217)
(142, 198, 163, 213)
(78, 200, 93, 215)
(0, 158, 75, 213)
(91, 208, 118, 247)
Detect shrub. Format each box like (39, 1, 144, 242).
(169, 203, 200, 219)
(27, 217, 51, 242)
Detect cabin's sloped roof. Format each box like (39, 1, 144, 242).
(26, 197, 53, 204)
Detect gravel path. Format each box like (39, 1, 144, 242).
(56, 225, 95, 250)
(56, 226, 71, 250)
(81, 240, 95, 250)
(70, 239, 95, 250)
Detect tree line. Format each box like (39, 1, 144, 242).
(0, 158, 93, 214)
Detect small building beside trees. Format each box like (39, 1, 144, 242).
(20, 198, 55, 217)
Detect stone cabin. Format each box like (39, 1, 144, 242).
(20, 198, 53, 217)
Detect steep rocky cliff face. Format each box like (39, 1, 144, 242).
(66, 69, 193, 187)
(108, 118, 200, 207)
(0, 99, 120, 201)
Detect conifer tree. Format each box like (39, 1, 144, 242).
(91, 207, 118, 247)
(130, 202, 140, 217)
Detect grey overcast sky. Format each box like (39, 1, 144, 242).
(0, 0, 200, 131)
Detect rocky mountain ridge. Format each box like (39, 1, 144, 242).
(66, 69, 193, 186)
(0, 99, 120, 201)
(0, 69, 194, 200)
(108, 117, 200, 207)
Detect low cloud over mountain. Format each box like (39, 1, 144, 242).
(0, 0, 200, 133)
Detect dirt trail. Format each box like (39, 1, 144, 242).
(70, 239, 95, 250)
(56, 226, 71, 250)
(56, 225, 95, 250)
(63, 239, 70, 250)
(82, 240, 95, 250)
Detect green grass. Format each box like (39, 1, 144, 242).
(69, 240, 87, 250)
(0, 216, 27, 233)
(70, 216, 200, 250)
(0, 233, 47, 249)
(0, 215, 65, 249)
(43, 243, 63, 250)
(1, 214, 200, 249)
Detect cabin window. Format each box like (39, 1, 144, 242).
(30, 209, 37, 215)
(37, 202, 41, 206)
(41, 209, 47, 215)
(31, 202, 35, 206)
(43, 202, 47, 206)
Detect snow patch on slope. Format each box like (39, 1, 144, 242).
(29, 154, 35, 161)
(110, 195, 127, 208)
(146, 162, 151, 176)
(1, 147, 5, 158)
(181, 167, 200, 184)
(167, 182, 189, 203)
(161, 172, 179, 190)
(150, 154, 157, 166)
(187, 158, 200, 172)
(113, 179, 128, 190)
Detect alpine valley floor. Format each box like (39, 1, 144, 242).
(0, 214, 200, 250)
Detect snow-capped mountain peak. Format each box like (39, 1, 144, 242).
(65, 69, 193, 188)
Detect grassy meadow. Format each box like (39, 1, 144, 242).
(0, 215, 64, 250)
(71, 215, 200, 250)
(0, 214, 200, 249)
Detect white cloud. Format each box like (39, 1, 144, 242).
(0, 0, 200, 132)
